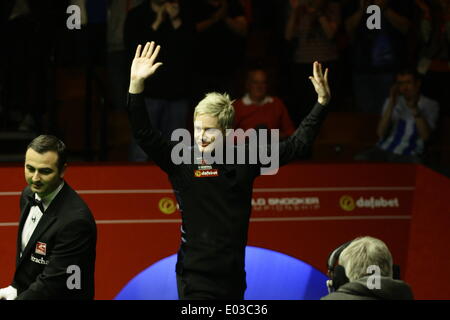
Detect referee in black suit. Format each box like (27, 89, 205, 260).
(0, 135, 96, 300)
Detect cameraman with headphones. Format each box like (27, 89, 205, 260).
(322, 236, 413, 300)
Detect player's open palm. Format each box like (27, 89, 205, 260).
(309, 61, 331, 106)
(130, 42, 163, 82)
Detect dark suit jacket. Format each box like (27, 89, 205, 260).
(11, 182, 97, 300)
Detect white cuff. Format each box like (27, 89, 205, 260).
(0, 285, 18, 300)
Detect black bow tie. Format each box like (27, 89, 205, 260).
(27, 195, 45, 213)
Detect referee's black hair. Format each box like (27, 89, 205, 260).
(27, 135, 67, 172)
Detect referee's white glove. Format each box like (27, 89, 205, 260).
(0, 286, 17, 300)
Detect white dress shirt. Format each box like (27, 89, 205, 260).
(21, 182, 65, 253)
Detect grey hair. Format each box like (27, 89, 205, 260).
(339, 236, 393, 282)
(193, 92, 235, 131)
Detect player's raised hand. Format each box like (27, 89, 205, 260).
(130, 42, 163, 82)
(309, 61, 330, 106)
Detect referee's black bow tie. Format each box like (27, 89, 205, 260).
(27, 195, 45, 213)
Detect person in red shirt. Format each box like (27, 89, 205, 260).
(233, 68, 296, 140)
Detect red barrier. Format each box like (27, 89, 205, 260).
(0, 163, 448, 299)
(405, 166, 450, 299)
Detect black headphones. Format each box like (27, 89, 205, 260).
(326, 240, 401, 293)
(326, 241, 352, 293)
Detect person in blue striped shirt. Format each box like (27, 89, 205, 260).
(355, 68, 439, 163)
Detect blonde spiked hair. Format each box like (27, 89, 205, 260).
(193, 92, 235, 131)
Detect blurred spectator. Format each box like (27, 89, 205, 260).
(285, 0, 340, 124)
(0, 0, 64, 132)
(233, 68, 295, 140)
(414, 0, 450, 116)
(344, 0, 412, 114)
(0, 0, 32, 130)
(124, 0, 195, 161)
(243, 1, 286, 77)
(322, 236, 414, 300)
(191, 0, 248, 100)
(354, 69, 439, 163)
(107, 1, 144, 112)
(86, 0, 108, 65)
